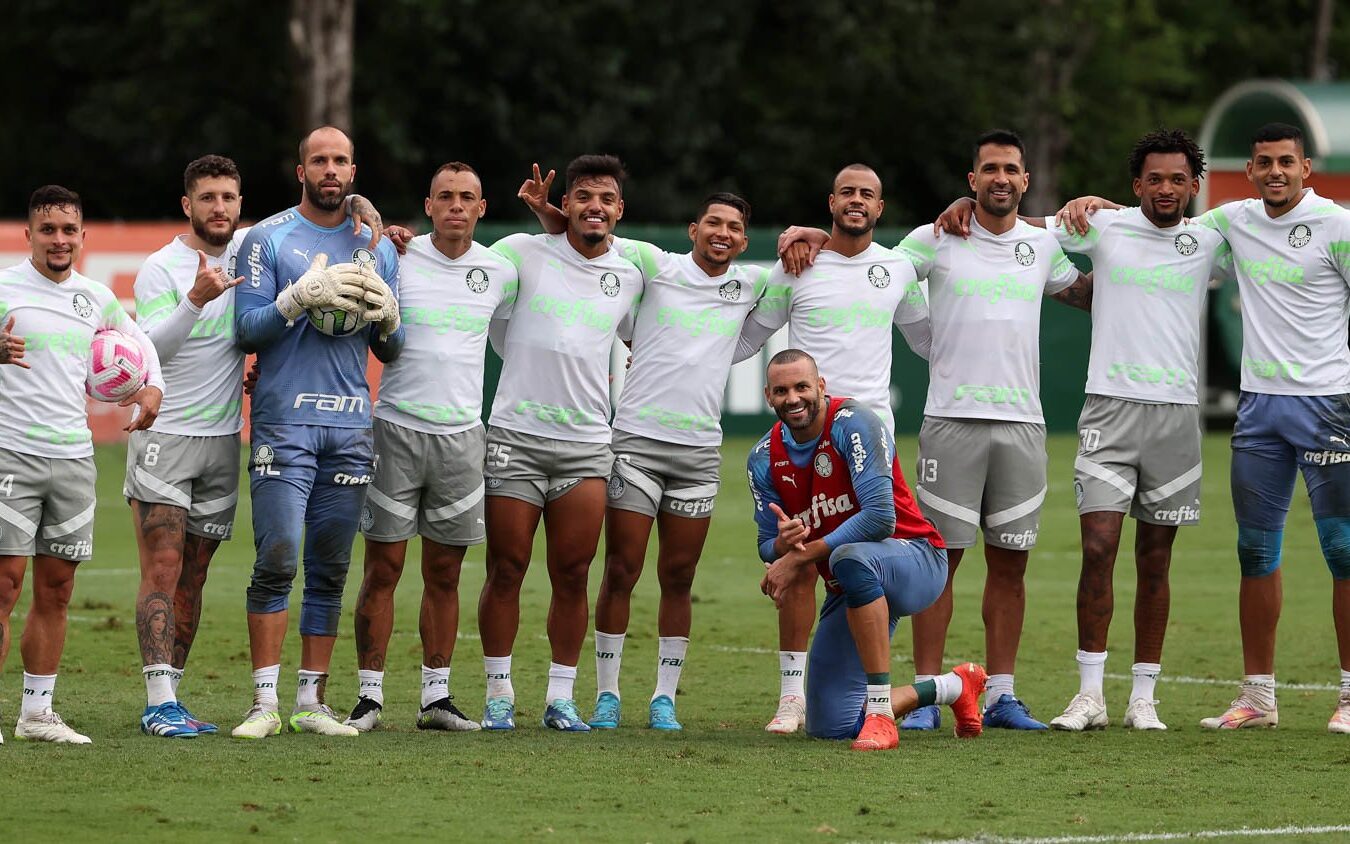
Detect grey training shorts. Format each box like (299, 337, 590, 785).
(363, 418, 487, 545)
(607, 429, 721, 519)
(123, 430, 241, 539)
(0, 448, 97, 561)
(483, 426, 614, 508)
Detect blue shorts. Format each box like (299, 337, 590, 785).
(804, 538, 948, 740)
(1231, 392, 1350, 530)
(245, 423, 374, 635)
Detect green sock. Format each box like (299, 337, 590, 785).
(913, 679, 938, 708)
(866, 672, 890, 686)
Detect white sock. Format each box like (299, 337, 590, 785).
(865, 683, 892, 717)
(296, 670, 326, 708)
(1242, 674, 1276, 708)
(779, 651, 807, 699)
(144, 663, 176, 707)
(932, 671, 963, 706)
(1076, 650, 1108, 698)
(985, 673, 1014, 709)
(484, 655, 513, 701)
(1341, 669, 1350, 697)
(169, 667, 183, 697)
(21, 672, 56, 719)
(546, 662, 577, 703)
(357, 669, 384, 705)
(595, 631, 625, 697)
(653, 636, 689, 701)
(421, 665, 450, 707)
(914, 673, 937, 684)
(1130, 662, 1161, 703)
(252, 664, 280, 710)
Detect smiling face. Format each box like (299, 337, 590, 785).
(969, 143, 1028, 218)
(765, 357, 826, 435)
(26, 203, 84, 279)
(562, 175, 624, 245)
(1247, 138, 1311, 210)
(828, 168, 883, 237)
(688, 203, 748, 269)
(425, 168, 485, 241)
(1133, 152, 1197, 227)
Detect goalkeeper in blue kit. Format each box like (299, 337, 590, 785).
(230, 127, 404, 738)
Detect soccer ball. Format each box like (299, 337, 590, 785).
(86, 328, 149, 402)
(306, 304, 365, 337)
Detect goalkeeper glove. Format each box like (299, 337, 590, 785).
(275, 255, 366, 321)
(357, 268, 401, 340)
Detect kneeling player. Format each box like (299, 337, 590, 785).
(749, 350, 984, 748)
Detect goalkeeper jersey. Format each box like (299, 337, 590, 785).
(897, 218, 1078, 424)
(609, 239, 767, 447)
(235, 206, 401, 429)
(0, 259, 164, 458)
(486, 232, 644, 444)
(374, 235, 518, 435)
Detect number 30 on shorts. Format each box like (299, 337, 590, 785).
(485, 443, 511, 470)
(143, 443, 161, 467)
(1078, 428, 1101, 454)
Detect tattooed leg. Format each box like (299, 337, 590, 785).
(353, 538, 408, 672)
(131, 501, 187, 667)
(420, 539, 467, 669)
(171, 534, 220, 670)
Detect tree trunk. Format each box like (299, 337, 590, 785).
(1309, 0, 1335, 82)
(289, 0, 355, 133)
(1022, 0, 1093, 216)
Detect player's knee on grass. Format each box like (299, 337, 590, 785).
(1315, 517, 1350, 580)
(829, 548, 884, 609)
(1237, 525, 1283, 578)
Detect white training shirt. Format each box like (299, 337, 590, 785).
(0, 259, 164, 458)
(133, 230, 247, 435)
(610, 239, 767, 447)
(374, 235, 518, 434)
(1048, 208, 1230, 405)
(1197, 190, 1350, 395)
(898, 217, 1078, 424)
(486, 233, 644, 444)
(741, 243, 930, 435)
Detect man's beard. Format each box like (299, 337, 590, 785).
(192, 215, 237, 248)
(305, 177, 349, 212)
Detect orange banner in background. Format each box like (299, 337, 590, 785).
(0, 221, 383, 444)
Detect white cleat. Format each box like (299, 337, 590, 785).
(344, 696, 383, 732)
(765, 695, 806, 734)
(290, 704, 359, 736)
(1199, 686, 1278, 730)
(1123, 698, 1168, 731)
(1329, 694, 1350, 735)
(231, 705, 282, 739)
(14, 709, 92, 744)
(418, 698, 482, 732)
(1049, 692, 1109, 731)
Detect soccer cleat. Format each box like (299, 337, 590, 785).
(1123, 698, 1168, 731)
(176, 701, 217, 734)
(1329, 694, 1350, 735)
(900, 705, 941, 731)
(1050, 692, 1109, 732)
(14, 709, 92, 744)
(588, 691, 621, 729)
(765, 694, 806, 734)
(345, 696, 384, 732)
(482, 696, 516, 730)
(1199, 688, 1278, 730)
(417, 698, 482, 732)
(648, 695, 682, 731)
(542, 699, 591, 732)
(290, 703, 359, 736)
(140, 702, 198, 738)
(950, 662, 988, 738)
(851, 713, 899, 751)
(983, 694, 1049, 730)
(231, 705, 282, 739)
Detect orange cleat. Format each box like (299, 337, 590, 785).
(851, 713, 899, 751)
(950, 662, 988, 738)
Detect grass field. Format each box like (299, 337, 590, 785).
(5, 433, 1350, 843)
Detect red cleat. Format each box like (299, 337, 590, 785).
(851, 713, 899, 751)
(951, 662, 988, 738)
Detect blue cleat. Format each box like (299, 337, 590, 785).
(982, 694, 1049, 730)
(141, 702, 198, 738)
(175, 701, 217, 734)
(543, 699, 591, 732)
(900, 704, 941, 731)
(588, 692, 621, 729)
(648, 695, 682, 731)
(482, 696, 516, 731)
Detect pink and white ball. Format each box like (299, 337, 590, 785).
(86, 329, 149, 403)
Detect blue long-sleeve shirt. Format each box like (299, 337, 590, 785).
(234, 207, 403, 428)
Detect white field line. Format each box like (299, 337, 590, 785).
(926, 823, 1350, 844)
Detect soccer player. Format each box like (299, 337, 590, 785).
(343, 161, 515, 733)
(231, 126, 404, 739)
(0, 185, 164, 744)
(733, 164, 932, 734)
(518, 169, 767, 730)
(124, 155, 248, 738)
(931, 130, 1230, 731)
(748, 348, 985, 750)
(476, 154, 645, 731)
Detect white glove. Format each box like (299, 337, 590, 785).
(358, 268, 401, 340)
(275, 255, 366, 321)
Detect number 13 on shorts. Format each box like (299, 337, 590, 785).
(919, 458, 938, 484)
